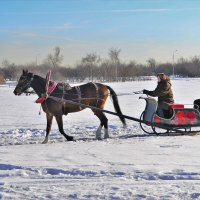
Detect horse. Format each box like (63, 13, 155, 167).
(13, 70, 126, 143)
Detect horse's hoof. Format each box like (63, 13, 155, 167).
(123, 124, 127, 129)
(67, 136, 74, 141)
(42, 139, 48, 144)
(104, 134, 109, 139)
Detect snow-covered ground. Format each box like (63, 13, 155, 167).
(1, 79, 200, 199)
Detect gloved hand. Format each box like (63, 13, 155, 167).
(143, 89, 148, 94)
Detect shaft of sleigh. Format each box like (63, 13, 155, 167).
(48, 95, 186, 134)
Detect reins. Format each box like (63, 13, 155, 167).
(29, 90, 143, 98)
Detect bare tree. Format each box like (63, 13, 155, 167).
(108, 47, 121, 81)
(0, 70, 5, 84)
(146, 58, 157, 75)
(81, 52, 100, 81)
(2, 59, 10, 68)
(47, 46, 63, 68)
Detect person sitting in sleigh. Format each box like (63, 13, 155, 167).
(143, 73, 174, 118)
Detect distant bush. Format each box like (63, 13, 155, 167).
(0, 74, 5, 84)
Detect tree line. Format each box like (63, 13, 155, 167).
(1, 46, 200, 84)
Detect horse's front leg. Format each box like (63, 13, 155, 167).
(42, 113, 53, 144)
(55, 114, 74, 141)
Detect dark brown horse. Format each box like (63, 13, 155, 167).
(13, 70, 126, 143)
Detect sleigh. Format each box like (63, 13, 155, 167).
(139, 97, 200, 135)
(14, 70, 200, 139)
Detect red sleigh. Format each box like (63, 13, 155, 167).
(140, 97, 200, 135)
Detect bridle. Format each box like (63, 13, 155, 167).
(16, 73, 34, 93)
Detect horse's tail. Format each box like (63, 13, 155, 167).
(106, 85, 126, 127)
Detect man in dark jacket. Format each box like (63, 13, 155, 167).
(143, 73, 174, 118)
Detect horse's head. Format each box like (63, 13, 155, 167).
(13, 70, 34, 95)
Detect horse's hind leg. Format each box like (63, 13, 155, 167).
(55, 115, 74, 141)
(42, 113, 53, 144)
(93, 111, 108, 139)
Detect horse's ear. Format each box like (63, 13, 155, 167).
(23, 69, 28, 74)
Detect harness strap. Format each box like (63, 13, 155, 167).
(91, 82, 99, 107)
(75, 86, 83, 110)
(61, 83, 65, 101)
(29, 75, 34, 87)
(18, 74, 34, 91)
(75, 86, 81, 103)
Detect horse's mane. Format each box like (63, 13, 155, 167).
(33, 74, 45, 82)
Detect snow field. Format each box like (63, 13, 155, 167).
(1, 79, 200, 199)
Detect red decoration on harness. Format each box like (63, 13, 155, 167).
(35, 70, 57, 103)
(35, 97, 45, 103)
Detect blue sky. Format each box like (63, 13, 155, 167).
(1, 0, 200, 66)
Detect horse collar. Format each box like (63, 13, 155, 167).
(36, 81, 57, 103)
